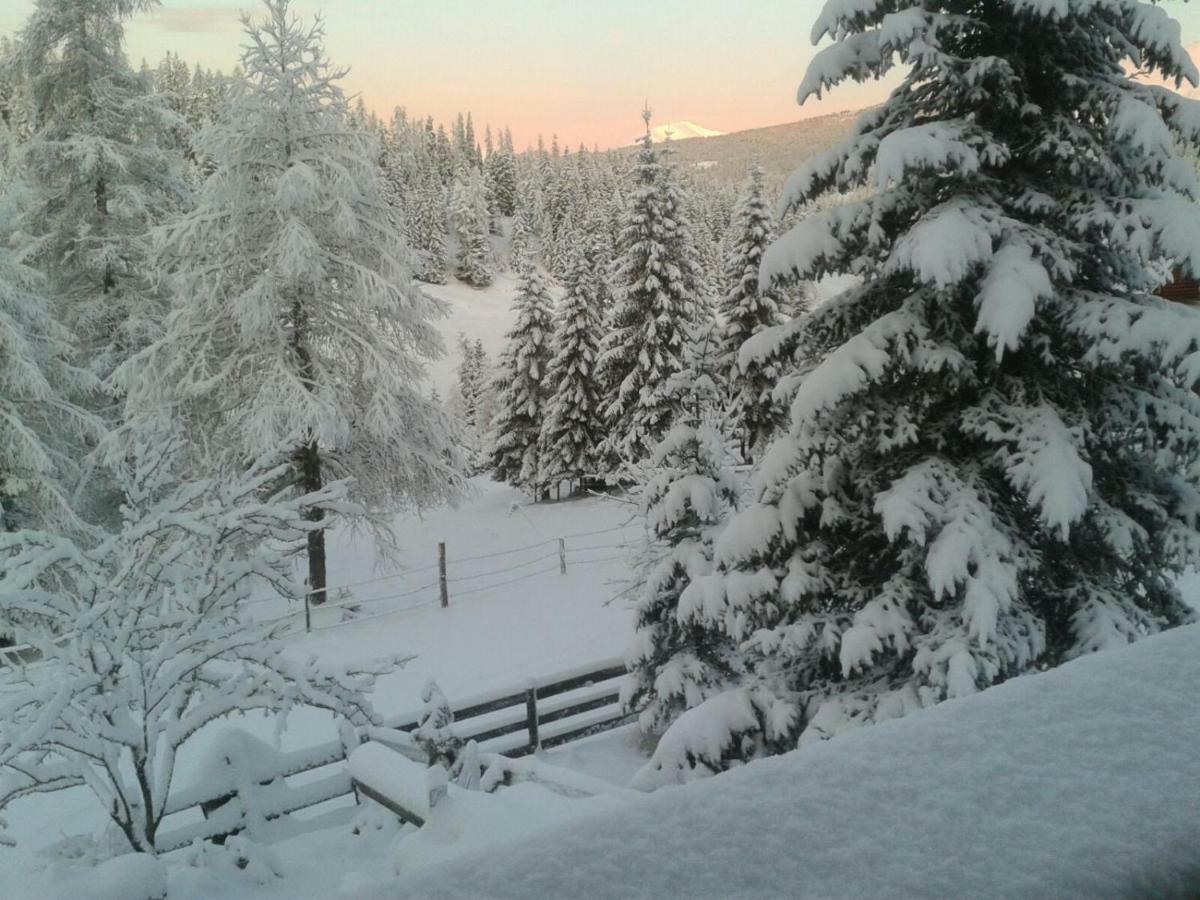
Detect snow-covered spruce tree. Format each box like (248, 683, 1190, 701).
(540, 241, 604, 494)
(622, 419, 741, 738)
(450, 167, 493, 286)
(116, 0, 461, 605)
(0, 428, 396, 853)
(12, 0, 187, 385)
(486, 127, 517, 218)
(597, 110, 706, 472)
(0, 244, 98, 534)
(719, 165, 788, 462)
(407, 167, 448, 284)
(453, 333, 490, 470)
(471, 338, 498, 441)
(509, 198, 538, 270)
(704, 0, 1200, 750)
(488, 252, 555, 494)
(456, 332, 483, 435)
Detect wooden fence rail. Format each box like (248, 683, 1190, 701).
(153, 657, 631, 852)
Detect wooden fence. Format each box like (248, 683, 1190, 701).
(153, 657, 630, 852)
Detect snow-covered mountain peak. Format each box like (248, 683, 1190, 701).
(636, 121, 726, 144)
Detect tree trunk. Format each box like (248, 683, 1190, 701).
(290, 291, 326, 604)
(298, 438, 326, 605)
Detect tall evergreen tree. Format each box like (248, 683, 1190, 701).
(623, 419, 741, 737)
(596, 109, 705, 470)
(540, 241, 604, 493)
(718, 165, 788, 461)
(456, 332, 483, 435)
(12, 0, 188, 386)
(489, 127, 518, 217)
(450, 167, 492, 286)
(408, 166, 448, 284)
(0, 245, 97, 533)
(489, 252, 555, 494)
(117, 0, 461, 603)
(701, 0, 1200, 754)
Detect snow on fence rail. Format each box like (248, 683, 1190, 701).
(152, 656, 632, 852)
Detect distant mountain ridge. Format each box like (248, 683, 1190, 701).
(626, 109, 864, 186)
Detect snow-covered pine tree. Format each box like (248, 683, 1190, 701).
(540, 241, 604, 495)
(464, 111, 480, 168)
(509, 198, 538, 270)
(486, 127, 517, 217)
(117, 0, 461, 605)
(456, 332, 482, 434)
(452, 333, 489, 469)
(11, 0, 188, 385)
(471, 338, 498, 442)
(596, 109, 706, 471)
(622, 418, 741, 739)
(408, 165, 449, 284)
(585, 202, 616, 313)
(718, 165, 788, 461)
(488, 251, 555, 495)
(0, 427, 396, 853)
(450, 167, 492, 286)
(705, 0, 1200, 750)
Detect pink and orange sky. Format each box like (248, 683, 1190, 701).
(3, 0, 1200, 150)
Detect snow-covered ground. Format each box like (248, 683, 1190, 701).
(393, 624, 1200, 900)
(0, 477, 646, 900)
(422, 271, 525, 398)
(5, 468, 1200, 898)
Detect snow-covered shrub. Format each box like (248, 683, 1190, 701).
(182, 835, 284, 886)
(0, 427, 397, 853)
(412, 680, 482, 789)
(90, 853, 169, 900)
(706, 0, 1200, 749)
(412, 680, 463, 770)
(632, 687, 794, 790)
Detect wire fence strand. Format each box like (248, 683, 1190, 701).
(445, 550, 562, 584)
(451, 564, 564, 599)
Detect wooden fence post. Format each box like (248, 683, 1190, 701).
(525, 684, 539, 752)
(304, 591, 312, 633)
(558, 538, 567, 575)
(438, 542, 449, 608)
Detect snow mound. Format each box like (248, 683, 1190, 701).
(392, 783, 620, 875)
(92, 854, 168, 900)
(401, 626, 1200, 899)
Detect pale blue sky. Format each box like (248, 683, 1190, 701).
(3, 0, 1200, 149)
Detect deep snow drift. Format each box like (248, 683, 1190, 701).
(394, 625, 1200, 900)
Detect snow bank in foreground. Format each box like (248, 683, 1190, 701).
(399, 626, 1200, 899)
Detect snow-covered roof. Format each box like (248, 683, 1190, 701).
(400, 625, 1200, 899)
